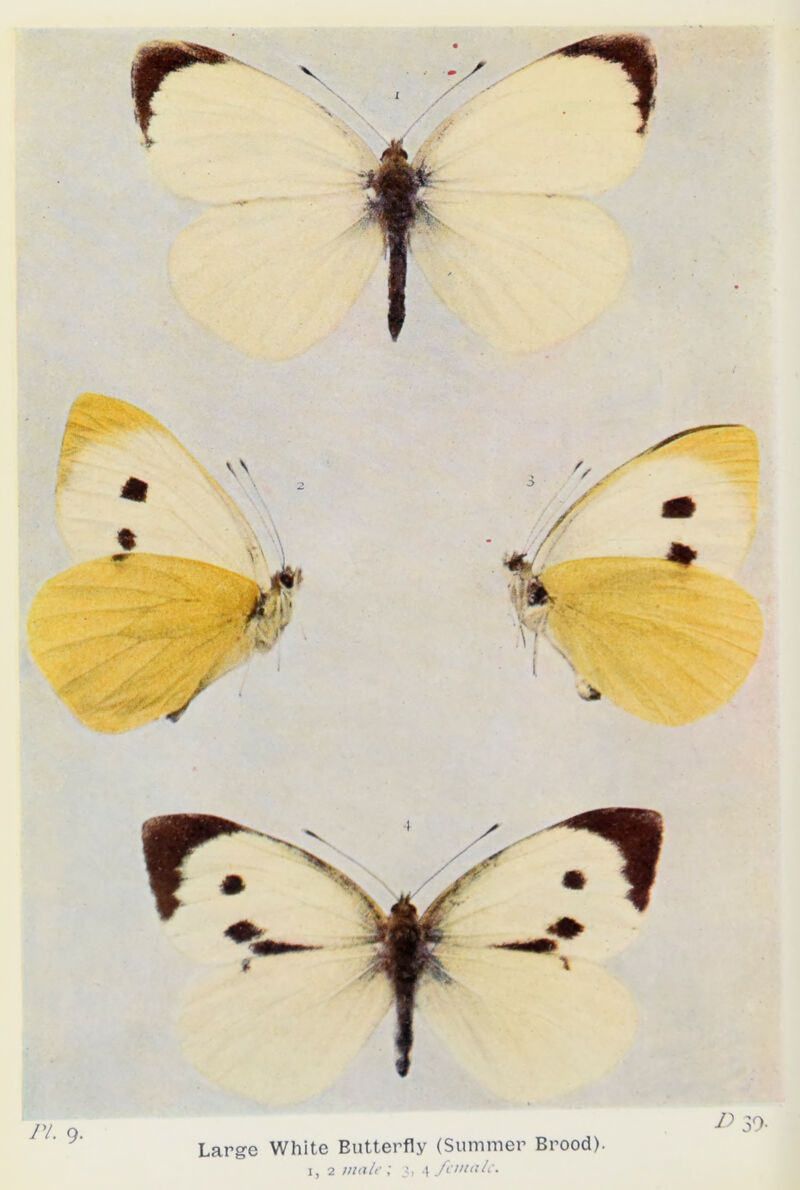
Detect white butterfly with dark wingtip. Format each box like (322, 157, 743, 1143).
(142, 807, 663, 1105)
(132, 33, 657, 360)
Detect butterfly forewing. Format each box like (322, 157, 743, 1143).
(56, 393, 270, 586)
(534, 425, 759, 576)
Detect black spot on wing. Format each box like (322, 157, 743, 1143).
(662, 495, 696, 518)
(120, 476, 148, 503)
(498, 937, 556, 953)
(562, 869, 586, 890)
(225, 919, 263, 944)
(249, 939, 321, 956)
(667, 541, 697, 565)
(548, 916, 584, 940)
(117, 527, 136, 550)
(561, 808, 663, 912)
(141, 814, 247, 920)
(560, 33, 657, 134)
(132, 40, 229, 142)
(221, 874, 244, 895)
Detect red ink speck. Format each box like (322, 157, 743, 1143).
(485, 538, 492, 543)
(453, 42, 458, 48)
(447, 69, 456, 75)
(734, 284, 739, 289)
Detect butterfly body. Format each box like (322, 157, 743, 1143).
(506, 425, 762, 724)
(142, 807, 662, 1105)
(133, 34, 656, 358)
(27, 394, 298, 732)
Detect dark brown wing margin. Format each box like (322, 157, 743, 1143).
(132, 40, 229, 142)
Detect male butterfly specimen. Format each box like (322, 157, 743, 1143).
(131, 33, 657, 359)
(27, 393, 299, 732)
(505, 424, 762, 725)
(142, 807, 662, 1105)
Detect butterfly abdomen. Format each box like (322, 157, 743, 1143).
(380, 895, 428, 1077)
(370, 142, 422, 340)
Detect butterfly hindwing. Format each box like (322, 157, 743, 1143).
(142, 815, 391, 1105)
(543, 557, 763, 725)
(417, 808, 662, 1102)
(27, 555, 261, 732)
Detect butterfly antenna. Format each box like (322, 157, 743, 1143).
(532, 630, 539, 677)
(299, 66, 388, 146)
(226, 460, 286, 568)
(400, 60, 486, 143)
(303, 830, 398, 901)
(532, 465, 593, 560)
(523, 461, 590, 558)
(410, 823, 500, 900)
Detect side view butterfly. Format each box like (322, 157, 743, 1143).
(505, 424, 762, 725)
(131, 33, 657, 360)
(142, 807, 662, 1105)
(27, 393, 299, 733)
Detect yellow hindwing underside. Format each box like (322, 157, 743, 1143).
(27, 553, 259, 732)
(543, 556, 762, 725)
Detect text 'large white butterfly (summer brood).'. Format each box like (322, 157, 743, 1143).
(505, 424, 762, 725)
(27, 393, 299, 733)
(131, 34, 657, 360)
(142, 807, 662, 1105)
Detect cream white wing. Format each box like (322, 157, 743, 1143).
(422, 808, 662, 960)
(413, 34, 656, 196)
(167, 195, 383, 360)
(417, 808, 662, 1102)
(133, 41, 379, 202)
(142, 815, 391, 1105)
(178, 948, 392, 1106)
(410, 193, 629, 353)
(419, 948, 636, 1103)
(55, 393, 270, 585)
(532, 425, 759, 577)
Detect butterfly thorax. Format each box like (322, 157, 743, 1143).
(368, 142, 424, 341)
(250, 566, 300, 650)
(378, 894, 431, 1078)
(505, 554, 550, 633)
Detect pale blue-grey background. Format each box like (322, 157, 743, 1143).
(18, 25, 778, 1116)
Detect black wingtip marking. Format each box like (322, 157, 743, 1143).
(120, 475, 148, 503)
(562, 808, 663, 912)
(249, 939, 321, 956)
(667, 541, 697, 565)
(132, 41, 229, 142)
(141, 814, 245, 920)
(560, 33, 657, 134)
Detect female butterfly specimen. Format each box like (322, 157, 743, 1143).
(27, 393, 299, 732)
(142, 807, 662, 1105)
(131, 33, 657, 360)
(505, 424, 762, 725)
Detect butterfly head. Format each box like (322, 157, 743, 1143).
(380, 139, 408, 163)
(504, 552, 550, 634)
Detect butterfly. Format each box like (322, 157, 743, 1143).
(505, 424, 762, 725)
(26, 393, 299, 733)
(131, 33, 657, 360)
(141, 807, 662, 1105)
